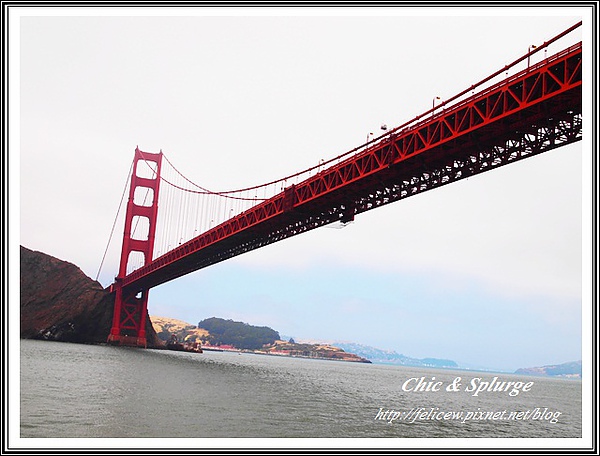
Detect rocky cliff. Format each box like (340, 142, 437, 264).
(20, 245, 161, 347)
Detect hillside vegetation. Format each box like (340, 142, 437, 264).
(197, 317, 280, 350)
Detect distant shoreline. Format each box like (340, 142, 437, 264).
(199, 345, 372, 363)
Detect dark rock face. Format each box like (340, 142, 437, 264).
(20, 246, 161, 347)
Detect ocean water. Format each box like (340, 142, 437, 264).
(19, 339, 581, 443)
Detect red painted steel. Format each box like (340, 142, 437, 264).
(119, 42, 581, 295)
(108, 148, 163, 347)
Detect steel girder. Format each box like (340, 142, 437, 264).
(122, 43, 582, 293)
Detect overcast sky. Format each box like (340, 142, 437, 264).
(13, 6, 591, 372)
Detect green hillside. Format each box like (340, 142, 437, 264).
(197, 317, 280, 350)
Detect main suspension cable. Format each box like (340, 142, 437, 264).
(95, 158, 134, 282)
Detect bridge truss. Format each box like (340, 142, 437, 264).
(108, 31, 582, 347)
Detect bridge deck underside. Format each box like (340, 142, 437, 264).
(124, 45, 582, 293)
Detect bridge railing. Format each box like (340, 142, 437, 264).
(364, 41, 582, 156)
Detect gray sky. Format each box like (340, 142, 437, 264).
(13, 7, 591, 372)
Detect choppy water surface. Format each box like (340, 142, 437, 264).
(20, 339, 581, 440)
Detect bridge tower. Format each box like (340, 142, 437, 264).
(108, 147, 162, 347)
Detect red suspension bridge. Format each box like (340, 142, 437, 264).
(105, 23, 582, 347)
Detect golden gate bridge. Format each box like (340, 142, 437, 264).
(100, 22, 582, 347)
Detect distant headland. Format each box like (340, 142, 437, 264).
(515, 360, 582, 378)
(151, 316, 371, 363)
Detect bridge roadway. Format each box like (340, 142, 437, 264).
(122, 42, 582, 294)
